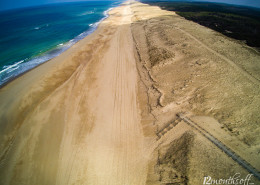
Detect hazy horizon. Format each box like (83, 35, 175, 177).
(0, 0, 260, 11)
(193, 0, 260, 8)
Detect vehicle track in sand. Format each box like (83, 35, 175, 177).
(56, 3, 148, 185)
(84, 4, 147, 185)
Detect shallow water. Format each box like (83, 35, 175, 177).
(0, 1, 122, 86)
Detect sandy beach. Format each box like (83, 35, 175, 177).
(0, 0, 260, 184)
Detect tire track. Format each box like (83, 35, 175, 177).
(81, 3, 147, 185)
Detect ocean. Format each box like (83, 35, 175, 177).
(0, 1, 123, 86)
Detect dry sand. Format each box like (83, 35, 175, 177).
(0, 0, 260, 185)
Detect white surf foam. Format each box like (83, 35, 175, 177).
(0, 4, 120, 86)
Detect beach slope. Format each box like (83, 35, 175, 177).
(0, 1, 148, 185)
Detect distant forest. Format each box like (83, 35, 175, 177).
(141, 0, 260, 49)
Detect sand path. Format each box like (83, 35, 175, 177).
(57, 2, 148, 185)
(56, 3, 147, 185)
(77, 3, 147, 185)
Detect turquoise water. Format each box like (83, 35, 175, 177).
(0, 1, 123, 86)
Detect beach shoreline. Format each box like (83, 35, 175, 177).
(0, 2, 121, 87)
(0, 1, 149, 184)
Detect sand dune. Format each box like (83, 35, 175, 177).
(131, 1, 260, 184)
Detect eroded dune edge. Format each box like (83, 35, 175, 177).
(0, 1, 259, 185)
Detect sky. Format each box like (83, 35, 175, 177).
(0, 0, 260, 11)
(193, 0, 260, 8)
